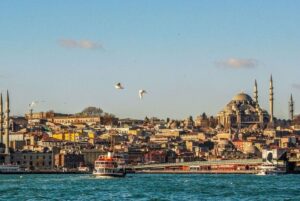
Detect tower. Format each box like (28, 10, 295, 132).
(0, 93, 3, 144)
(4, 90, 10, 156)
(269, 75, 274, 123)
(289, 94, 294, 121)
(253, 79, 258, 105)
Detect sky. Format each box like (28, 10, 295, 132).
(0, 0, 299, 119)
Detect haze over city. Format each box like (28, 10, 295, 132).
(0, 1, 299, 119)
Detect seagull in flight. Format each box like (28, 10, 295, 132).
(29, 101, 38, 108)
(139, 90, 147, 99)
(115, 82, 124, 90)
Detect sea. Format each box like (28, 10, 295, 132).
(1, 174, 300, 201)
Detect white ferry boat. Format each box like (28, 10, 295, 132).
(93, 152, 126, 178)
(256, 163, 286, 175)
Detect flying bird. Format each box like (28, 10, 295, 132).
(115, 82, 124, 90)
(139, 90, 147, 99)
(29, 101, 38, 108)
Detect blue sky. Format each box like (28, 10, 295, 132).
(0, 1, 299, 119)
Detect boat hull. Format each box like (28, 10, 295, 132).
(93, 172, 126, 178)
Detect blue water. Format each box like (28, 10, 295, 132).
(0, 174, 300, 201)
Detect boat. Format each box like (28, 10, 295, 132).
(0, 164, 22, 173)
(93, 152, 126, 178)
(256, 163, 286, 176)
(78, 163, 90, 173)
(256, 170, 267, 176)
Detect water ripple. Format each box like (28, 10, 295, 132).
(1, 174, 300, 200)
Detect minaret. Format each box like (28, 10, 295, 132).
(289, 94, 294, 121)
(4, 90, 10, 156)
(269, 75, 274, 123)
(253, 79, 258, 105)
(0, 93, 3, 144)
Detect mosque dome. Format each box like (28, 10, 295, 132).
(232, 93, 253, 102)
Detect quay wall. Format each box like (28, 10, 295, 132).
(136, 170, 258, 174)
(133, 159, 263, 170)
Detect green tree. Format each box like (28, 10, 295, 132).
(79, 107, 103, 116)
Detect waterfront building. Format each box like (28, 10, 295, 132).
(127, 147, 145, 165)
(54, 152, 84, 169)
(144, 150, 167, 164)
(262, 148, 287, 164)
(10, 151, 53, 170)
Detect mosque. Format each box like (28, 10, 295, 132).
(217, 76, 294, 130)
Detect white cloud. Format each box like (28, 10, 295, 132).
(216, 58, 258, 69)
(58, 39, 103, 50)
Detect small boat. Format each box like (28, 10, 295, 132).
(78, 164, 90, 173)
(256, 163, 286, 176)
(256, 170, 267, 176)
(93, 152, 126, 178)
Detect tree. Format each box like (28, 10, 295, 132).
(101, 113, 117, 125)
(144, 116, 150, 124)
(166, 117, 170, 123)
(78, 107, 103, 116)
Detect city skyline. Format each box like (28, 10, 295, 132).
(0, 1, 299, 119)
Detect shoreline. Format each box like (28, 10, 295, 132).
(136, 170, 259, 174)
(0, 170, 258, 175)
(0, 171, 90, 174)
